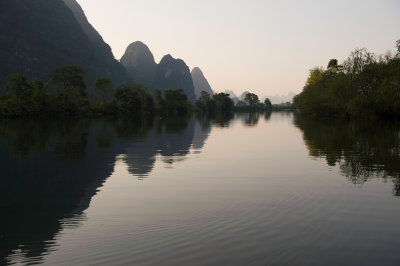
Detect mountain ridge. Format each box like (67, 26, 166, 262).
(191, 67, 214, 98)
(120, 41, 157, 86)
(0, 0, 128, 95)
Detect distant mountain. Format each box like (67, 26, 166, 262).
(153, 54, 196, 103)
(262, 91, 297, 104)
(0, 0, 128, 95)
(238, 91, 251, 101)
(120, 41, 157, 87)
(191, 67, 213, 99)
(223, 90, 239, 104)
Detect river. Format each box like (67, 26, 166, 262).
(1, 112, 400, 265)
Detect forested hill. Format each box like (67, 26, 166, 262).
(0, 0, 128, 96)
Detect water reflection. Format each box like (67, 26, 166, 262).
(0, 115, 219, 265)
(4, 112, 400, 265)
(294, 115, 400, 196)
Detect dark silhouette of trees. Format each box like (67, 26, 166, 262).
(244, 92, 260, 108)
(163, 89, 191, 114)
(264, 98, 272, 111)
(94, 77, 113, 104)
(195, 91, 235, 114)
(195, 90, 212, 112)
(51, 65, 89, 115)
(114, 83, 153, 115)
(0, 65, 200, 117)
(210, 93, 234, 113)
(327, 59, 339, 70)
(1, 74, 49, 116)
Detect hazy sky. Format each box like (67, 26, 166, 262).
(77, 0, 399, 96)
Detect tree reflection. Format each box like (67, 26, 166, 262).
(209, 112, 234, 128)
(294, 115, 400, 196)
(264, 110, 272, 121)
(0, 115, 212, 264)
(236, 112, 262, 127)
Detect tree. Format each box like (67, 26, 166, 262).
(155, 89, 165, 109)
(196, 90, 211, 111)
(294, 41, 400, 118)
(211, 93, 234, 113)
(94, 77, 113, 104)
(327, 59, 338, 70)
(51, 65, 89, 114)
(4, 74, 49, 115)
(264, 98, 272, 111)
(51, 65, 86, 92)
(305, 67, 324, 87)
(5, 74, 33, 102)
(164, 89, 190, 114)
(114, 83, 153, 114)
(342, 48, 376, 76)
(244, 92, 260, 107)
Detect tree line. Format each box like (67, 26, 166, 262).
(294, 40, 400, 119)
(0, 65, 282, 118)
(0, 65, 198, 117)
(196, 90, 273, 113)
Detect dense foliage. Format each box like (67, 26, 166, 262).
(195, 91, 235, 114)
(235, 92, 273, 112)
(294, 41, 400, 119)
(0, 65, 192, 117)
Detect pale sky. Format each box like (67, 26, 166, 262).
(77, 0, 399, 97)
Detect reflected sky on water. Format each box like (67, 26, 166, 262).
(1, 112, 400, 265)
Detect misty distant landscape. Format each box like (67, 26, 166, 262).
(0, 0, 399, 265)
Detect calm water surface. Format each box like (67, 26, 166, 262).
(1, 112, 400, 265)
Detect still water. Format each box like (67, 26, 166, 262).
(1, 112, 400, 265)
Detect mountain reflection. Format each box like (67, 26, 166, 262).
(294, 115, 400, 196)
(0, 115, 216, 265)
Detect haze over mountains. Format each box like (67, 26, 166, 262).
(262, 92, 297, 104)
(223, 90, 296, 105)
(153, 54, 197, 103)
(191, 67, 214, 98)
(0, 0, 297, 103)
(120, 41, 157, 87)
(120, 41, 215, 103)
(0, 0, 213, 101)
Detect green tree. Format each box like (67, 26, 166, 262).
(3, 74, 49, 115)
(294, 40, 400, 119)
(211, 93, 234, 113)
(5, 74, 33, 102)
(114, 83, 153, 114)
(327, 59, 338, 69)
(51, 65, 89, 115)
(51, 65, 86, 92)
(196, 90, 211, 112)
(305, 67, 324, 87)
(164, 89, 191, 114)
(342, 48, 376, 76)
(94, 77, 113, 104)
(155, 89, 165, 110)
